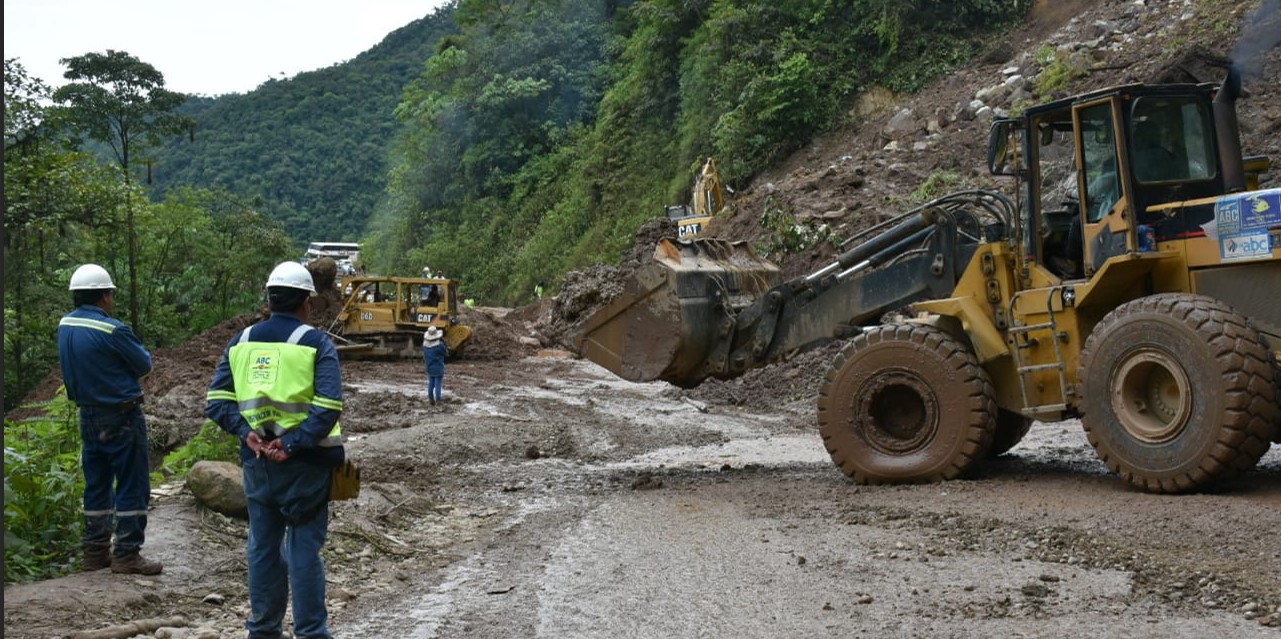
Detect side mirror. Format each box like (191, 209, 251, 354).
(987, 119, 1025, 176)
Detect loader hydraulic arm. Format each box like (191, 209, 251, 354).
(578, 190, 1012, 387)
(712, 208, 968, 380)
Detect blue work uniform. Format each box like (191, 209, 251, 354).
(57, 304, 153, 559)
(205, 311, 343, 639)
(422, 338, 448, 403)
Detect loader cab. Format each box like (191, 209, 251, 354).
(1077, 85, 1228, 275)
(991, 82, 1228, 280)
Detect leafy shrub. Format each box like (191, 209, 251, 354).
(756, 195, 835, 257)
(1033, 46, 1087, 98)
(153, 419, 240, 483)
(911, 170, 967, 202)
(3, 393, 83, 582)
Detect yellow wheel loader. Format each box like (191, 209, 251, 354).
(327, 276, 472, 359)
(578, 68, 1280, 493)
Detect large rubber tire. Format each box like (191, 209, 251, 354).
(1079, 294, 1277, 493)
(1272, 355, 1281, 444)
(817, 324, 996, 484)
(988, 409, 1033, 458)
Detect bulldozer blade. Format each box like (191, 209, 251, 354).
(577, 238, 779, 386)
(445, 324, 472, 354)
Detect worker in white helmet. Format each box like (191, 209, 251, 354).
(57, 264, 162, 575)
(204, 261, 345, 639)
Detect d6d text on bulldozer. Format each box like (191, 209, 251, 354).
(578, 67, 1281, 494)
(326, 275, 472, 359)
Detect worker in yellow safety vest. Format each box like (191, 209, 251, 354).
(205, 261, 344, 639)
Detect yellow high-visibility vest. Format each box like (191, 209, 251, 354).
(213, 325, 342, 446)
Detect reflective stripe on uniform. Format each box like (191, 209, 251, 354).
(115, 509, 148, 517)
(246, 424, 343, 447)
(287, 325, 310, 345)
(239, 396, 312, 414)
(313, 396, 343, 411)
(59, 317, 117, 334)
(84, 509, 114, 516)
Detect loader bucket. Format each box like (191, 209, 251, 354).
(577, 238, 779, 386)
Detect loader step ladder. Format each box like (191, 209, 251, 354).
(1007, 287, 1071, 416)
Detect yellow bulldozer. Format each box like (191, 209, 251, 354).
(326, 275, 472, 359)
(579, 68, 1280, 494)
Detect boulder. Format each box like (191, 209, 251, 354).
(884, 108, 918, 137)
(187, 461, 248, 519)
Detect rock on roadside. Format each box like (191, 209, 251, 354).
(186, 461, 248, 519)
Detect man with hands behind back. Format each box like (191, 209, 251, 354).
(205, 261, 345, 639)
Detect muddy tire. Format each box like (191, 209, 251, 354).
(1079, 294, 1276, 493)
(989, 410, 1033, 458)
(1272, 356, 1281, 444)
(817, 324, 995, 484)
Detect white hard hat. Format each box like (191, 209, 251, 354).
(266, 261, 316, 292)
(69, 264, 116, 290)
(424, 326, 443, 341)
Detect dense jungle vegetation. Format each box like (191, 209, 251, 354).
(4, 0, 1027, 412)
(365, 0, 1027, 302)
(147, 0, 1027, 302)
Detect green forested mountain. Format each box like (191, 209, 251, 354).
(4, 0, 1026, 410)
(151, 0, 1027, 302)
(147, 8, 460, 242)
(6, 0, 1031, 522)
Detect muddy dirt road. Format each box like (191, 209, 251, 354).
(10, 351, 1276, 639)
(337, 355, 1281, 639)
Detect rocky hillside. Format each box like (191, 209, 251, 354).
(535, 0, 1281, 412)
(710, 0, 1280, 280)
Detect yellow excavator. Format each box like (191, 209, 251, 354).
(578, 67, 1280, 493)
(664, 158, 727, 239)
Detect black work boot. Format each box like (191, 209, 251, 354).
(82, 545, 112, 571)
(111, 552, 163, 575)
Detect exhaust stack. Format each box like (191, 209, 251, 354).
(1213, 65, 1246, 194)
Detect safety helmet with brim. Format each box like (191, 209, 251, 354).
(69, 264, 116, 290)
(266, 261, 316, 293)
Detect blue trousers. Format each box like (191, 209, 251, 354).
(242, 457, 333, 639)
(79, 406, 150, 557)
(427, 375, 443, 402)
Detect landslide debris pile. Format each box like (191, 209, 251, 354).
(305, 257, 346, 331)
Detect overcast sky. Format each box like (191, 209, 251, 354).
(4, 0, 452, 96)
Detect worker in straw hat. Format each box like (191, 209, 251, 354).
(422, 326, 448, 406)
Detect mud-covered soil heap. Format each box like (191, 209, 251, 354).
(304, 257, 345, 331)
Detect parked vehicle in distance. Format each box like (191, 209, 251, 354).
(302, 241, 361, 267)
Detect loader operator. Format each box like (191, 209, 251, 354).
(205, 261, 345, 639)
